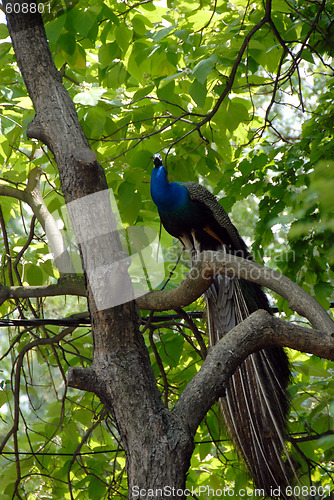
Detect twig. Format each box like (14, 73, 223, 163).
(175, 308, 207, 359)
(148, 328, 170, 407)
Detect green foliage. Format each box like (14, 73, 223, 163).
(0, 0, 334, 497)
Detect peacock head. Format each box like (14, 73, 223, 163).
(153, 153, 163, 168)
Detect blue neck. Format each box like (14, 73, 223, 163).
(151, 164, 189, 213)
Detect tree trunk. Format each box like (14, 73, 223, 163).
(5, 3, 194, 497)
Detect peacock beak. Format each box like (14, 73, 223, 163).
(152, 153, 163, 168)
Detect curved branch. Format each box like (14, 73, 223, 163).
(0, 183, 29, 203)
(173, 309, 334, 436)
(25, 167, 73, 272)
(137, 264, 214, 311)
(0, 276, 85, 306)
(138, 251, 334, 333)
(0, 168, 73, 273)
(0, 325, 75, 454)
(1, 250, 333, 334)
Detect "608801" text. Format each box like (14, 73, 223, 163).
(5, 2, 51, 14)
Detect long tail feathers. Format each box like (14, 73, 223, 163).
(205, 272, 298, 499)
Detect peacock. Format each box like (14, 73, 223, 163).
(150, 153, 295, 498)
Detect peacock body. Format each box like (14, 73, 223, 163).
(150, 153, 294, 498)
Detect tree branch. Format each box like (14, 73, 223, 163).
(173, 309, 334, 436)
(25, 167, 74, 272)
(198, 0, 273, 128)
(0, 168, 73, 273)
(0, 276, 85, 306)
(67, 366, 100, 394)
(2, 250, 333, 334)
(138, 251, 334, 333)
(0, 325, 75, 454)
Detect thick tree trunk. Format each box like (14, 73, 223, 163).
(5, 3, 194, 497)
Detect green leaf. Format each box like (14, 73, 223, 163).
(186, 9, 215, 30)
(45, 11, 66, 44)
(300, 50, 315, 64)
(82, 107, 106, 139)
(133, 85, 155, 100)
(40, 259, 58, 279)
(108, 61, 129, 87)
(225, 98, 249, 132)
(317, 434, 334, 452)
(152, 25, 175, 43)
(127, 42, 151, 81)
(158, 333, 184, 368)
(0, 24, 9, 39)
(72, 6, 101, 37)
(58, 32, 76, 55)
(115, 24, 132, 52)
(132, 15, 150, 36)
(314, 282, 333, 301)
(88, 476, 107, 498)
(73, 87, 106, 106)
(66, 43, 86, 71)
(272, 0, 293, 13)
(156, 79, 184, 109)
(118, 182, 141, 225)
(192, 54, 218, 84)
(189, 79, 207, 107)
(174, 29, 189, 41)
(24, 263, 45, 286)
(0, 390, 10, 407)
